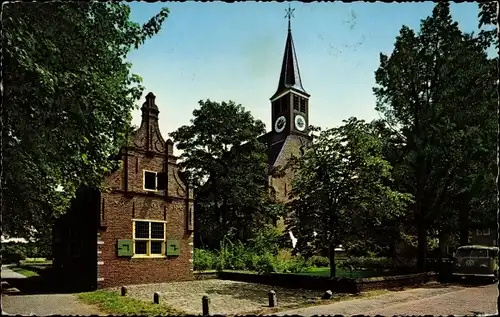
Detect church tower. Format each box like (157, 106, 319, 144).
(270, 8, 310, 146)
(264, 6, 311, 207)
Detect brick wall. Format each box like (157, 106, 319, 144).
(270, 134, 309, 230)
(470, 228, 497, 246)
(96, 94, 194, 288)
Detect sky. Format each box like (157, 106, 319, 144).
(126, 1, 485, 153)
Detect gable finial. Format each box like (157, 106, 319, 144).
(285, 4, 295, 31)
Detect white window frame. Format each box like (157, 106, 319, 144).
(477, 228, 491, 236)
(143, 170, 158, 192)
(132, 219, 167, 258)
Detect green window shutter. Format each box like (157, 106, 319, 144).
(166, 240, 180, 256)
(117, 239, 133, 257)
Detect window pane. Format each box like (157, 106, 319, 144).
(151, 222, 165, 239)
(470, 249, 488, 258)
(144, 171, 156, 190)
(135, 241, 147, 254)
(151, 241, 162, 254)
(135, 221, 149, 239)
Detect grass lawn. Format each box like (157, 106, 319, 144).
(78, 290, 186, 316)
(298, 267, 398, 279)
(11, 266, 40, 278)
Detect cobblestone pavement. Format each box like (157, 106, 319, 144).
(111, 279, 333, 315)
(278, 282, 498, 316)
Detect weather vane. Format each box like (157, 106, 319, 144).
(285, 4, 295, 30)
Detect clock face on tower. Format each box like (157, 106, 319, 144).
(274, 116, 286, 133)
(295, 115, 306, 132)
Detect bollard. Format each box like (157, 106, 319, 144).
(121, 286, 128, 296)
(268, 290, 277, 307)
(153, 292, 160, 304)
(202, 295, 210, 316)
(322, 290, 333, 299)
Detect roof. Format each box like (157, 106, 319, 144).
(270, 25, 309, 100)
(457, 245, 499, 250)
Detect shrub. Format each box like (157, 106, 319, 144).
(225, 241, 248, 270)
(338, 256, 416, 271)
(2, 242, 28, 264)
(195, 235, 319, 274)
(285, 255, 310, 273)
(255, 252, 276, 273)
(193, 248, 217, 271)
(310, 255, 330, 267)
(248, 226, 281, 256)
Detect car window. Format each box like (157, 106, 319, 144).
(470, 249, 488, 257)
(456, 249, 470, 257)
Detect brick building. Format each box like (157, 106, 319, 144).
(53, 93, 194, 290)
(469, 227, 497, 247)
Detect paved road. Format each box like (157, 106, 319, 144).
(1, 266, 26, 279)
(278, 282, 498, 316)
(1, 266, 104, 316)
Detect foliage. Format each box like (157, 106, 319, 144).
(170, 100, 285, 248)
(478, 2, 498, 49)
(1, 242, 52, 264)
(78, 290, 185, 316)
(2, 243, 27, 263)
(373, 2, 496, 269)
(337, 257, 416, 272)
(2, 2, 169, 238)
(309, 255, 330, 268)
(192, 241, 311, 274)
(247, 226, 282, 256)
(286, 117, 412, 277)
(193, 249, 216, 271)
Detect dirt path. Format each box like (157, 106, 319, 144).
(277, 282, 498, 316)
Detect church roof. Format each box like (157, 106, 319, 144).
(270, 22, 309, 100)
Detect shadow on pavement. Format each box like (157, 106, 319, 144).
(3, 267, 88, 295)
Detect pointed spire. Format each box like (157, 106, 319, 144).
(271, 6, 309, 100)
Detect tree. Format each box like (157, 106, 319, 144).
(170, 99, 285, 249)
(478, 1, 498, 49)
(286, 118, 412, 277)
(2, 2, 170, 238)
(373, 3, 496, 269)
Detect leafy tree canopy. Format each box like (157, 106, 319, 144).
(170, 100, 285, 248)
(373, 2, 496, 266)
(2, 2, 169, 238)
(478, 1, 498, 49)
(286, 117, 412, 277)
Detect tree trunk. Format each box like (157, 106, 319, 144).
(438, 230, 448, 258)
(329, 243, 336, 278)
(417, 216, 427, 272)
(459, 204, 469, 246)
(415, 172, 427, 272)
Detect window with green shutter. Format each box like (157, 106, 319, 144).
(117, 239, 133, 257)
(132, 220, 167, 257)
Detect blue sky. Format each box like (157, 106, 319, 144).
(127, 1, 483, 152)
